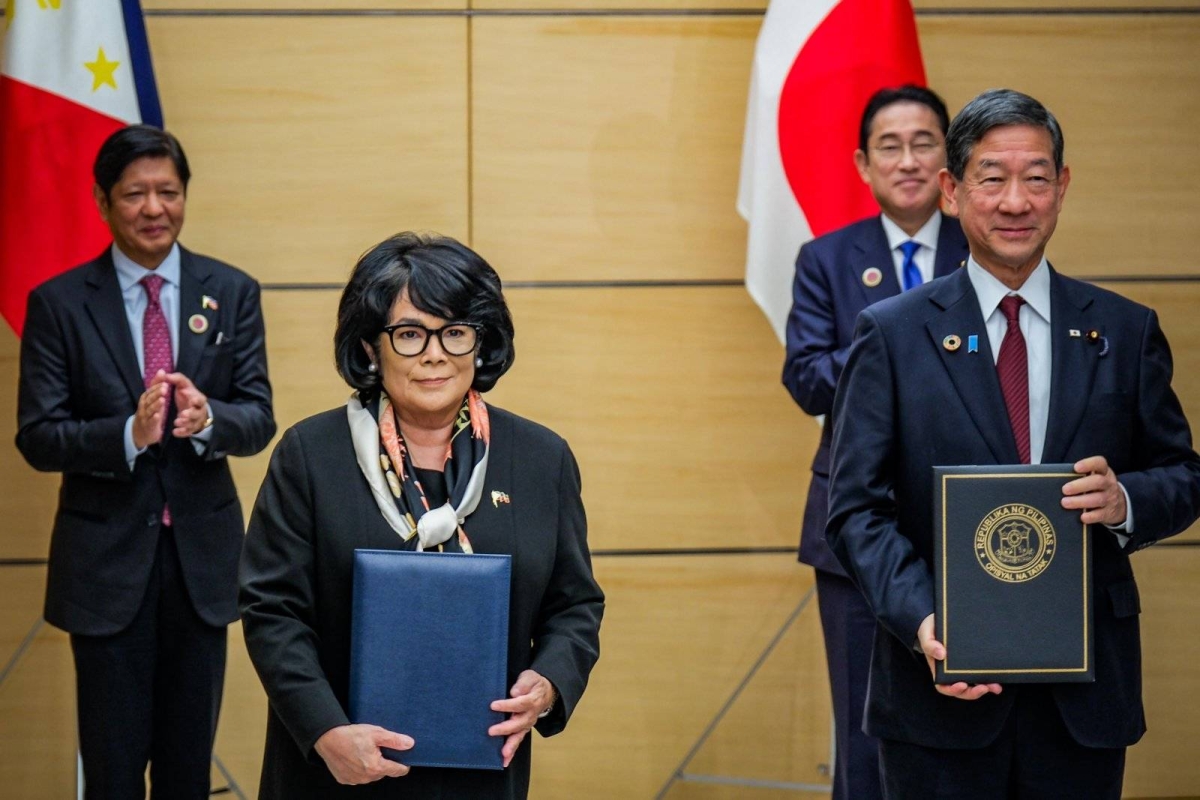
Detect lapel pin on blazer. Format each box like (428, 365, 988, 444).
(967, 334, 979, 353)
(943, 335, 961, 352)
(490, 490, 510, 508)
(188, 314, 209, 335)
(861, 267, 883, 288)
(1069, 329, 1081, 338)
(1085, 329, 1109, 357)
(201, 295, 219, 311)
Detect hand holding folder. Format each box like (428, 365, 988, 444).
(314, 725, 415, 785)
(489, 669, 557, 768)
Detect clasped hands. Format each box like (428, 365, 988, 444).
(132, 370, 209, 449)
(314, 669, 555, 785)
(920, 455, 1125, 701)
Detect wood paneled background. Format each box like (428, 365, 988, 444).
(1, 2, 1198, 798)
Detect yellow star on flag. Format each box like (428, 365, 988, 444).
(85, 47, 120, 92)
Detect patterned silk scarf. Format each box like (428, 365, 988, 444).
(347, 389, 490, 553)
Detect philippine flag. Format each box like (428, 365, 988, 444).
(0, 0, 161, 336)
(738, 0, 925, 341)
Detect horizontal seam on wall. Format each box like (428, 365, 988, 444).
(21, 7, 1188, 19)
(259, 275, 1200, 292)
(5, 541, 1200, 566)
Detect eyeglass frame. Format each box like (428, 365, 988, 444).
(380, 321, 484, 358)
(868, 138, 943, 165)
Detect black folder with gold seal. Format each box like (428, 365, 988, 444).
(933, 464, 1093, 684)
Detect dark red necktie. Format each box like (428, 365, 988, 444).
(141, 274, 174, 525)
(996, 295, 1030, 464)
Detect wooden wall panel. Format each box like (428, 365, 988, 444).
(684, 587, 832, 788)
(922, 15, 1200, 279)
(139, 0, 1200, 10)
(1123, 547, 1200, 797)
(917, 0, 1199, 7)
(486, 286, 812, 551)
(145, 0, 462, 8)
(471, 17, 759, 282)
(146, 17, 469, 286)
(0, 328, 60, 561)
(472, 0, 766, 9)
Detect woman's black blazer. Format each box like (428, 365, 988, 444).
(239, 404, 604, 799)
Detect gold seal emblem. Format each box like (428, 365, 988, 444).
(974, 504, 1056, 583)
(861, 267, 883, 288)
(943, 335, 961, 352)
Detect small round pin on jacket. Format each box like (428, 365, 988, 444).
(188, 314, 209, 334)
(943, 335, 961, 352)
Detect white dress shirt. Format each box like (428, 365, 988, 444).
(966, 256, 1132, 538)
(881, 212, 943, 288)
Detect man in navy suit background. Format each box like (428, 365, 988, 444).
(826, 89, 1200, 798)
(17, 126, 276, 799)
(782, 85, 967, 800)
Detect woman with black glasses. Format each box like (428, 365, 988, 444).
(239, 232, 604, 799)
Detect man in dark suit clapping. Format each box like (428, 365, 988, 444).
(16, 125, 276, 799)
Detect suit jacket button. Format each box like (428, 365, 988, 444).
(147, 513, 159, 527)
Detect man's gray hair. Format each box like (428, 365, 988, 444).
(945, 89, 1064, 179)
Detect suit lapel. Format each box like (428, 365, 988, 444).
(175, 247, 214, 381)
(925, 270, 1019, 463)
(1041, 269, 1099, 464)
(855, 217, 903, 305)
(932, 214, 969, 279)
(83, 251, 144, 403)
(461, 410, 516, 556)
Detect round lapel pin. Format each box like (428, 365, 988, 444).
(861, 267, 883, 288)
(188, 314, 209, 335)
(943, 334, 962, 352)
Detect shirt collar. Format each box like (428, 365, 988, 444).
(880, 211, 942, 254)
(113, 243, 182, 294)
(966, 255, 1051, 324)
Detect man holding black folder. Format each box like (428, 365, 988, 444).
(826, 89, 1200, 798)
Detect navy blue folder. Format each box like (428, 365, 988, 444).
(349, 549, 511, 770)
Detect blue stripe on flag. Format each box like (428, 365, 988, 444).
(120, 0, 163, 128)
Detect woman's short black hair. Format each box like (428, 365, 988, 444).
(93, 125, 191, 198)
(335, 232, 516, 396)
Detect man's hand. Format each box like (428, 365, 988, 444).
(163, 372, 209, 438)
(132, 371, 171, 449)
(917, 613, 1002, 701)
(313, 724, 413, 785)
(489, 669, 556, 768)
(1062, 456, 1127, 526)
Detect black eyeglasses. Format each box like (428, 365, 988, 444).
(381, 322, 481, 357)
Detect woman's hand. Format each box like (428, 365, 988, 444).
(313, 724, 414, 785)
(489, 669, 557, 768)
